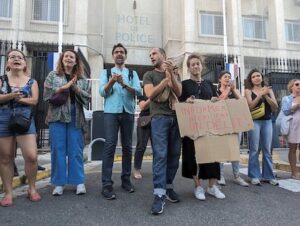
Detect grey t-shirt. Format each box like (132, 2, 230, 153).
(143, 70, 179, 116)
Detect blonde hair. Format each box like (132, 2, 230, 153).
(287, 79, 300, 93)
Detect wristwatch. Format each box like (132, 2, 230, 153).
(122, 84, 128, 89)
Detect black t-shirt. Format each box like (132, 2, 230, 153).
(65, 74, 75, 104)
(180, 79, 217, 102)
(216, 88, 236, 99)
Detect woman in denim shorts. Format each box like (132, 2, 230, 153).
(0, 49, 41, 207)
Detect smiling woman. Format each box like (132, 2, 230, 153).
(0, 49, 41, 207)
(43, 49, 90, 196)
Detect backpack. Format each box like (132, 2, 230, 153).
(106, 68, 134, 81)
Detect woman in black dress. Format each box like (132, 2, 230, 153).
(180, 53, 225, 200)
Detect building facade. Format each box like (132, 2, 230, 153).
(0, 0, 300, 146)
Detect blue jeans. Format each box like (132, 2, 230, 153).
(102, 112, 134, 187)
(248, 120, 275, 180)
(220, 161, 240, 178)
(151, 116, 181, 196)
(49, 105, 84, 186)
(220, 133, 241, 177)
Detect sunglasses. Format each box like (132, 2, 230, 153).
(294, 83, 300, 86)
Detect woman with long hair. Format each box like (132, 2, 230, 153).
(44, 49, 90, 196)
(180, 53, 225, 200)
(281, 79, 300, 179)
(0, 49, 41, 207)
(217, 71, 249, 187)
(245, 69, 278, 186)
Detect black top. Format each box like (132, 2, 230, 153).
(180, 79, 217, 102)
(216, 88, 236, 99)
(251, 91, 272, 120)
(65, 74, 75, 104)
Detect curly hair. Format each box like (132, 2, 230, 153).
(246, 68, 265, 89)
(56, 49, 84, 78)
(186, 53, 204, 68)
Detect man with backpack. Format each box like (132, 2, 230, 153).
(99, 43, 142, 200)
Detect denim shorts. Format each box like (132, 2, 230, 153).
(0, 107, 36, 137)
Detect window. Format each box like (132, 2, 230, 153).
(32, 0, 63, 22)
(0, 0, 12, 18)
(285, 21, 300, 42)
(200, 13, 223, 36)
(243, 17, 266, 40)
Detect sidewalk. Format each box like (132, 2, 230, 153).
(0, 147, 299, 192)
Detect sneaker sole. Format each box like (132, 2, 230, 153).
(165, 195, 180, 203)
(151, 202, 165, 215)
(207, 191, 225, 199)
(121, 186, 135, 193)
(52, 193, 63, 196)
(103, 195, 116, 200)
(195, 196, 206, 201)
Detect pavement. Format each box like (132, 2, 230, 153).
(1, 160, 300, 226)
(1, 147, 299, 192)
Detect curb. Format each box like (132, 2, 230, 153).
(1, 153, 298, 192)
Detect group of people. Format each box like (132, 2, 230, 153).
(0, 44, 298, 215)
(0, 49, 89, 206)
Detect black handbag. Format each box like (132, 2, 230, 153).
(137, 115, 152, 128)
(3, 74, 32, 133)
(8, 110, 32, 133)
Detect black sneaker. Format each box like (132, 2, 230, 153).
(102, 185, 116, 200)
(121, 179, 135, 193)
(151, 195, 165, 215)
(166, 189, 180, 203)
(38, 165, 46, 171)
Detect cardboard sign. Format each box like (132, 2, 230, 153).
(175, 98, 253, 139)
(194, 134, 240, 164)
(175, 98, 253, 164)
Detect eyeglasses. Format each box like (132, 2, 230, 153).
(8, 55, 24, 60)
(294, 83, 300, 87)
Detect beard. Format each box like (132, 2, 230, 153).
(115, 57, 125, 65)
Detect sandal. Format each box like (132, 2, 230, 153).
(0, 197, 13, 207)
(27, 191, 42, 202)
(133, 169, 142, 179)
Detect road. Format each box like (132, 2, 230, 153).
(1, 161, 300, 226)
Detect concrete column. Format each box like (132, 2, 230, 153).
(184, 0, 195, 42)
(269, 0, 285, 49)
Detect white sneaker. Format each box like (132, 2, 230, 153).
(251, 178, 261, 186)
(207, 185, 226, 199)
(234, 176, 249, 187)
(217, 176, 226, 186)
(269, 179, 279, 186)
(76, 184, 86, 195)
(194, 186, 206, 200)
(52, 186, 63, 196)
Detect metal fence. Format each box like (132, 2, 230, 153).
(0, 40, 90, 148)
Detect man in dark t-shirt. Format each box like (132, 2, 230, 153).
(143, 47, 182, 215)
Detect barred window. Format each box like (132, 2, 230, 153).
(0, 0, 12, 18)
(32, 0, 63, 22)
(243, 17, 266, 40)
(200, 13, 224, 36)
(285, 21, 300, 42)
